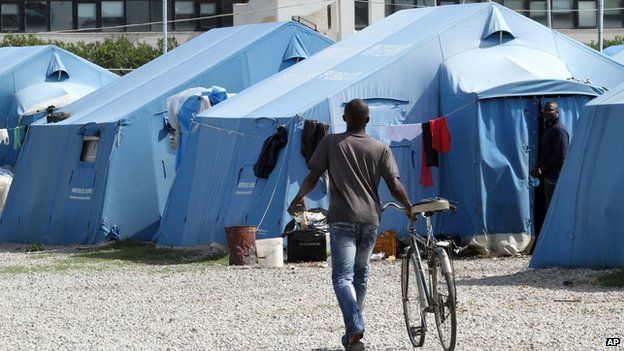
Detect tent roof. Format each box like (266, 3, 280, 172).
(202, 3, 624, 120)
(12, 82, 95, 115)
(0, 45, 116, 82)
(441, 46, 602, 98)
(41, 21, 333, 126)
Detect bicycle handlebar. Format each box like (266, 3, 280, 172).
(381, 200, 458, 213)
(381, 202, 406, 212)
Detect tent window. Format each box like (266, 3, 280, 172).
(80, 136, 99, 163)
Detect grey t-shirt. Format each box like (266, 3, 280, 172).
(307, 132, 400, 226)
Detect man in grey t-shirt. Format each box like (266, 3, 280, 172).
(288, 99, 411, 351)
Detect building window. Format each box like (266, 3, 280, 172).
(605, 0, 623, 28)
(503, 0, 524, 11)
(25, 1, 48, 32)
(174, 0, 196, 31)
(199, 1, 218, 30)
(386, 0, 416, 17)
(355, 0, 369, 30)
(126, 0, 149, 31)
(1, 3, 22, 31)
(327, 5, 332, 29)
(78, 3, 97, 29)
(552, 0, 574, 28)
(51, 1, 73, 30)
(529, 1, 548, 25)
(102, 1, 124, 31)
(578, 1, 597, 28)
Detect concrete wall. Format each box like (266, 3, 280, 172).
(233, 0, 346, 40)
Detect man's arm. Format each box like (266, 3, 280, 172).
(287, 170, 323, 215)
(386, 176, 412, 215)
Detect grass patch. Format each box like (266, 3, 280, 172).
(26, 243, 44, 252)
(594, 269, 624, 288)
(74, 239, 228, 266)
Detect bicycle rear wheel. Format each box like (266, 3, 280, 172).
(430, 254, 457, 351)
(401, 249, 426, 347)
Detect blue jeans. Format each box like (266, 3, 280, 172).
(329, 221, 378, 346)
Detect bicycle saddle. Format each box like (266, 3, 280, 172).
(411, 198, 450, 216)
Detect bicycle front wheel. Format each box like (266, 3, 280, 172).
(401, 249, 426, 348)
(430, 254, 457, 351)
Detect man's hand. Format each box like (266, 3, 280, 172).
(530, 165, 544, 178)
(287, 199, 305, 216)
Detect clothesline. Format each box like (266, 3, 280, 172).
(189, 98, 477, 139)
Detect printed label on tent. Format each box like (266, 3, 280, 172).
(320, 71, 365, 81)
(315, 46, 367, 60)
(236, 182, 255, 195)
(276, 72, 317, 83)
(236, 165, 257, 195)
(361, 44, 410, 57)
(70, 187, 93, 201)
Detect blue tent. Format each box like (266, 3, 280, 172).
(530, 84, 624, 268)
(603, 44, 624, 59)
(0, 22, 333, 245)
(0, 46, 118, 166)
(156, 3, 624, 250)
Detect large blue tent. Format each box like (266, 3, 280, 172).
(0, 46, 118, 166)
(156, 3, 624, 251)
(0, 22, 333, 245)
(530, 84, 624, 268)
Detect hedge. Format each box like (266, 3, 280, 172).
(0, 34, 179, 75)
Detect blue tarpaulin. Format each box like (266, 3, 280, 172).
(0, 46, 117, 166)
(156, 3, 624, 251)
(0, 22, 333, 245)
(530, 84, 624, 268)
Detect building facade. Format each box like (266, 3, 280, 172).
(0, 0, 244, 32)
(0, 0, 622, 42)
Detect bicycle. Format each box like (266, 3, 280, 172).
(382, 198, 457, 351)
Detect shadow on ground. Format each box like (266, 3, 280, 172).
(456, 266, 623, 291)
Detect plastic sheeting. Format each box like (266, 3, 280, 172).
(156, 3, 624, 249)
(530, 85, 624, 268)
(0, 167, 13, 214)
(0, 22, 333, 245)
(166, 87, 212, 168)
(0, 46, 117, 167)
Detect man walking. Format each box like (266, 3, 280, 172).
(288, 99, 412, 351)
(531, 101, 570, 209)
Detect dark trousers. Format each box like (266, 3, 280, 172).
(544, 180, 557, 210)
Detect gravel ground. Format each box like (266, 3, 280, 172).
(0, 244, 622, 351)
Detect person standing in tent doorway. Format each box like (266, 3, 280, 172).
(531, 101, 570, 209)
(287, 99, 412, 351)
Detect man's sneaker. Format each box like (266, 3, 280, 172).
(347, 340, 365, 351)
(346, 331, 364, 351)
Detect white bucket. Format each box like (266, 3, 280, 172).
(256, 238, 284, 268)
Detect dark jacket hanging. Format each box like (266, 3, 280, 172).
(301, 119, 329, 163)
(253, 126, 289, 178)
(422, 122, 439, 167)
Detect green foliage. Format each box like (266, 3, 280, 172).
(594, 269, 624, 288)
(586, 35, 624, 51)
(26, 243, 44, 252)
(76, 238, 228, 265)
(0, 34, 179, 75)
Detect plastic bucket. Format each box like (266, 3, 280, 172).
(256, 238, 284, 268)
(225, 226, 257, 266)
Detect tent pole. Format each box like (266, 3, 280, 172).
(546, 0, 552, 28)
(598, 0, 604, 51)
(163, 0, 168, 54)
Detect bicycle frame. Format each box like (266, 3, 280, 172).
(407, 214, 453, 316)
